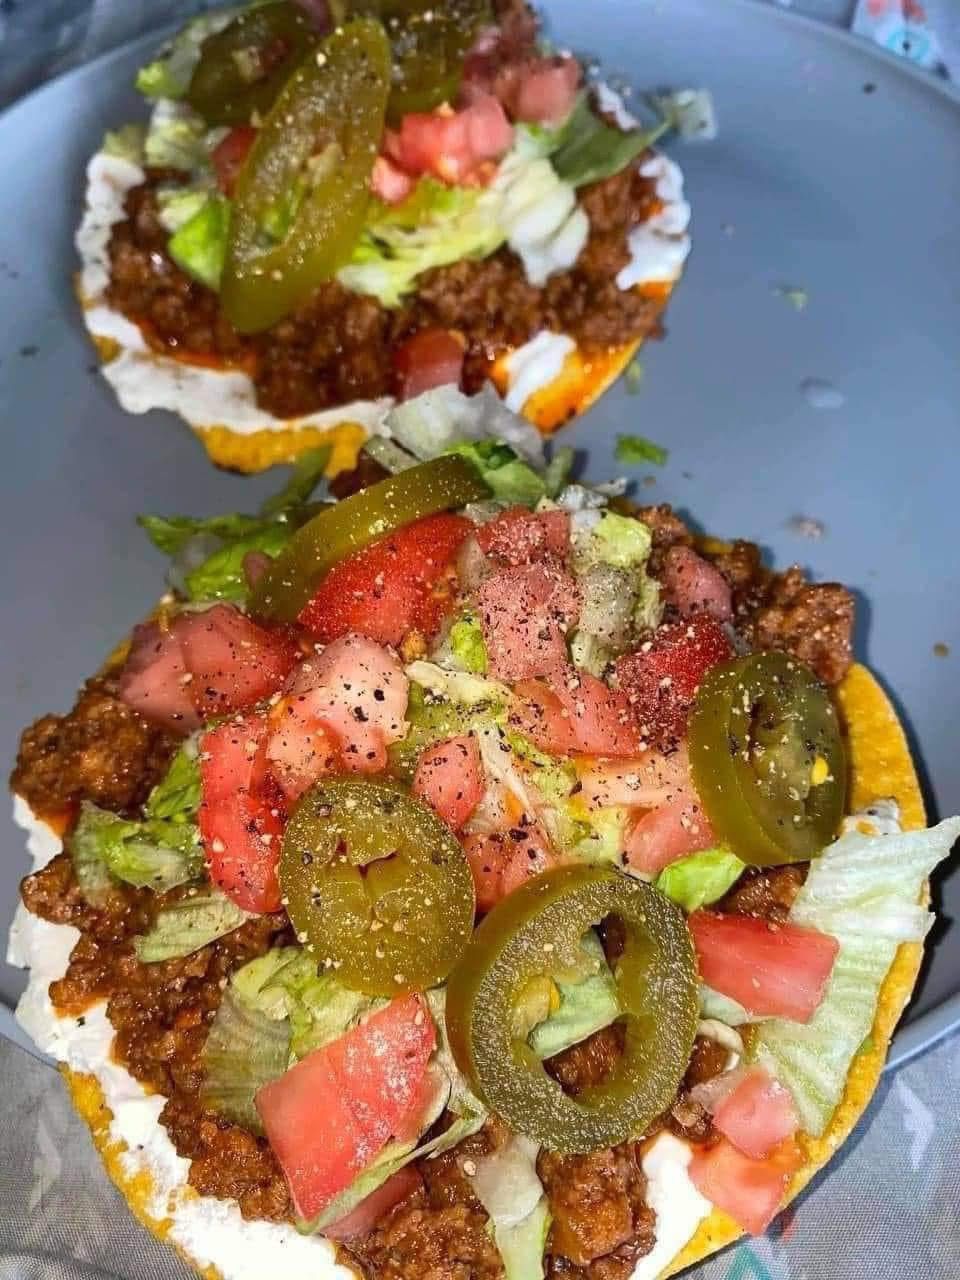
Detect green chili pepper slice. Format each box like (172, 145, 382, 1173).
(381, 0, 493, 124)
(221, 18, 391, 333)
(249, 454, 489, 622)
(445, 865, 698, 1153)
(280, 778, 475, 995)
(186, 2, 319, 127)
(689, 651, 847, 867)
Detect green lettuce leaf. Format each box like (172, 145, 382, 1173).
(751, 817, 960, 1136)
(496, 1198, 551, 1280)
(572, 510, 652, 573)
(69, 797, 203, 900)
(339, 178, 502, 307)
(389, 681, 505, 780)
(102, 124, 146, 165)
(184, 522, 291, 603)
(446, 615, 488, 675)
(528, 931, 620, 1059)
(466, 1134, 550, 1280)
(144, 100, 210, 172)
(146, 742, 201, 821)
(252, 948, 376, 1060)
(656, 847, 746, 913)
(134, 890, 253, 963)
(551, 95, 669, 188)
(168, 193, 230, 290)
(449, 441, 547, 507)
(199, 984, 291, 1134)
(138, 512, 269, 556)
(614, 433, 669, 466)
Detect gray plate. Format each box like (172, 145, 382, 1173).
(1, 0, 958, 1069)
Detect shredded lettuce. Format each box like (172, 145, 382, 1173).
(752, 817, 960, 1135)
(700, 984, 759, 1027)
(444, 614, 489, 675)
(134, 889, 253, 963)
(467, 1134, 551, 1280)
(494, 146, 587, 286)
(405, 660, 511, 708)
(144, 99, 211, 172)
(386, 384, 545, 467)
(389, 683, 502, 780)
(496, 1197, 551, 1280)
(528, 931, 620, 1059)
(551, 94, 669, 188)
(102, 124, 146, 165)
(200, 984, 291, 1134)
(656, 847, 746, 912)
(135, 12, 235, 100)
(449, 440, 549, 507)
(572, 510, 651, 573)
(168, 193, 230, 290)
(140, 446, 331, 603)
(614, 433, 669, 467)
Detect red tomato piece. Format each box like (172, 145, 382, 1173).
(393, 329, 465, 401)
(576, 749, 691, 810)
(119, 621, 199, 733)
(688, 1137, 803, 1236)
(412, 734, 484, 830)
(323, 1166, 421, 1242)
(475, 507, 570, 566)
(661, 547, 733, 623)
(712, 1067, 799, 1160)
(463, 827, 556, 912)
(477, 563, 580, 682)
(255, 994, 435, 1220)
(689, 912, 840, 1023)
(271, 633, 409, 780)
(513, 669, 642, 758)
(199, 712, 284, 913)
(298, 514, 471, 646)
(180, 604, 299, 721)
(615, 614, 734, 749)
(504, 55, 580, 125)
(386, 92, 513, 185)
(211, 126, 257, 196)
(370, 153, 416, 205)
(624, 791, 716, 875)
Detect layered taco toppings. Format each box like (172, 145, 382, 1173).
(78, 0, 690, 452)
(11, 392, 958, 1280)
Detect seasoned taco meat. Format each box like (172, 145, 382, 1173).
(544, 1022, 625, 1094)
(716, 863, 808, 923)
(104, 164, 665, 421)
(11, 676, 178, 818)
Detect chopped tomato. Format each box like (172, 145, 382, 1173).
(118, 605, 298, 734)
(513, 669, 642, 757)
(324, 1166, 421, 1241)
(181, 605, 299, 721)
(413, 734, 484, 829)
(624, 791, 716, 875)
(475, 507, 570, 566)
(661, 547, 733, 623)
(712, 1067, 799, 1160)
(576, 748, 690, 810)
(393, 329, 465, 401)
(119, 622, 198, 732)
(689, 912, 839, 1023)
(463, 827, 556, 912)
(198, 712, 284, 913)
(615, 614, 734, 749)
(477, 563, 580, 682)
(299, 513, 471, 646)
(501, 55, 580, 126)
(370, 153, 416, 205)
(386, 92, 513, 185)
(211, 126, 257, 196)
(255, 994, 435, 1220)
(269, 633, 409, 784)
(689, 1137, 803, 1236)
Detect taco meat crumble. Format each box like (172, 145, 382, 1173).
(12, 490, 855, 1278)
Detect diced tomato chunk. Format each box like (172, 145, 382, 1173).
(503, 55, 580, 125)
(513, 669, 642, 758)
(463, 827, 556, 912)
(413, 734, 484, 830)
(386, 92, 513, 185)
(393, 329, 465, 401)
(211, 126, 257, 195)
(477, 563, 580, 682)
(119, 605, 298, 735)
(370, 153, 416, 205)
(576, 749, 690, 810)
(255, 995, 435, 1220)
(662, 547, 733, 623)
(298, 514, 471, 646)
(119, 621, 198, 733)
(615, 614, 734, 749)
(712, 1067, 799, 1160)
(324, 1166, 421, 1241)
(689, 911, 840, 1023)
(199, 712, 284, 913)
(689, 1137, 803, 1236)
(475, 507, 570, 566)
(624, 791, 716, 875)
(268, 634, 409, 787)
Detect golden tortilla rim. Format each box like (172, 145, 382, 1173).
(55, 663, 925, 1279)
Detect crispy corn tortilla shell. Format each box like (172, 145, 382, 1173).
(50, 663, 925, 1280)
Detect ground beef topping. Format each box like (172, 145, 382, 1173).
(104, 163, 665, 421)
(715, 863, 808, 923)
